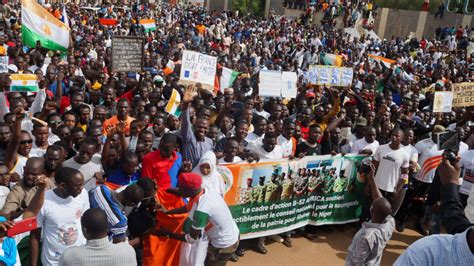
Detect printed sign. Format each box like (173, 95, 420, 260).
(433, 91, 454, 113)
(306, 65, 353, 87)
(281, 72, 298, 98)
(219, 155, 368, 239)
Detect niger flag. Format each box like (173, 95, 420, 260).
(143, 188, 187, 266)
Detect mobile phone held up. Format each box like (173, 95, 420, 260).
(436, 131, 459, 163)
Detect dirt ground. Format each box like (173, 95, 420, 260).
(233, 223, 422, 266)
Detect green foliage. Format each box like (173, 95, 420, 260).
(232, 0, 266, 17)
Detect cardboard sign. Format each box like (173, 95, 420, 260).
(0, 56, 8, 73)
(433, 91, 454, 113)
(281, 71, 298, 98)
(306, 65, 353, 87)
(112, 36, 144, 72)
(180, 50, 217, 92)
(452, 83, 474, 108)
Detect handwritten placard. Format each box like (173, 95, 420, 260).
(452, 83, 474, 108)
(112, 36, 144, 72)
(180, 50, 217, 89)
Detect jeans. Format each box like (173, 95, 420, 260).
(425, 206, 441, 235)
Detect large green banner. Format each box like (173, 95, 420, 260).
(218, 155, 369, 239)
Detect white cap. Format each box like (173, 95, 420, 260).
(7, 64, 18, 73)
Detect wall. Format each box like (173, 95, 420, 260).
(208, 0, 227, 11)
(374, 8, 474, 39)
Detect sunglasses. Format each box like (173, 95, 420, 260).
(20, 140, 33, 145)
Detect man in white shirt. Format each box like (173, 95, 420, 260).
(248, 132, 283, 160)
(30, 124, 50, 157)
(63, 137, 103, 191)
(373, 128, 410, 216)
(154, 173, 239, 266)
(395, 129, 421, 232)
(351, 127, 379, 155)
(30, 167, 90, 265)
(246, 116, 266, 144)
(277, 118, 296, 158)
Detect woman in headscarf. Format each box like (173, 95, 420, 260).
(192, 151, 226, 198)
(179, 151, 227, 266)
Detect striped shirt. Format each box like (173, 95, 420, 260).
(394, 227, 474, 265)
(89, 185, 127, 240)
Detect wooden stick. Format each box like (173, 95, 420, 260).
(28, 115, 48, 127)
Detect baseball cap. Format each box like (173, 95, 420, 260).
(178, 173, 202, 190)
(153, 75, 164, 85)
(306, 92, 315, 99)
(355, 117, 368, 127)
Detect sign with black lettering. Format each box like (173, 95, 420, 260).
(112, 36, 144, 73)
(452, 82, 474, 107)
(179, 50, 217, 93)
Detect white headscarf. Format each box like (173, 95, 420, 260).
(192, 151, 225, 198)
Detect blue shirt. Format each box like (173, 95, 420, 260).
(394, 227, 474, 266)
(107, 169, 141, 186)
(180, 108, 213, 167)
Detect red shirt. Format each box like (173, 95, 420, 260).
(141, 151, 182, 190)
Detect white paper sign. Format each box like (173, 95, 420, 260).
(0, 56, 8, 73)
(180, 50, 217, 87)
(259, 70, 282, 97)
(433, 91, 453, 113)
(281, 72, 298, 98)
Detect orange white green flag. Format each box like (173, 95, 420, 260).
(10, 74, 39, 92)
(140, 19, 157, 32)
(21, 0, 70, 52)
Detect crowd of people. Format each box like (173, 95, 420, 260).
(0, 0, 473, 265)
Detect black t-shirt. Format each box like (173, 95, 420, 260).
(321, 139, 342, 155)
(296, 141, 321, 156)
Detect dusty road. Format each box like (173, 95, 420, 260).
(233, 224, 422, 266)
